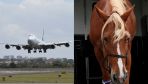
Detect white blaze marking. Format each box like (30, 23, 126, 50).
(117, 42, 124, 78)
(124, 65, 127, 73)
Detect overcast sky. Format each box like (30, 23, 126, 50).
(0, 0, 74, 59)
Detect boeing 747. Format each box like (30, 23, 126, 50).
(5, 34, 70, 53)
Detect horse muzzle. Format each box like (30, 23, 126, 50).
(111, 72, 128, 84)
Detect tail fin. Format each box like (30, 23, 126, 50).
(42, 28, 44, 41)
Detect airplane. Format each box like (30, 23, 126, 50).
(4, 34, 70, 53)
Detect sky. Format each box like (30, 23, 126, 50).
(0, 0, 74, 59)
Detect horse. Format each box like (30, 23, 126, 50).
(89, 0, 136, 84)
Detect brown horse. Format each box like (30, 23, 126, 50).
(89, 0, 136, 84)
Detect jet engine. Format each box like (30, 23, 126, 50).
(5, 44, 10, 49)
(65, 43, 70, 47)
(51, 45, 55, 49)
(16, 46, 21, 50)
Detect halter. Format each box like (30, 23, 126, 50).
(101, 40, 129, 84)
(102, 35, 129, 73)
(102, 80, 112, 84)
(103, 54, 128, 73)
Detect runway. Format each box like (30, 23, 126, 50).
(0, 68, 74, 76)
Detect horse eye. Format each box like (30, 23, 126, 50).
(103, 37, 108, 43)
(125, 38, 129, 43)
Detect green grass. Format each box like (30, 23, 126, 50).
(0, 72, 74, 83)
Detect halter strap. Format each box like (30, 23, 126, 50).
(102, 80, 111, 84)
(109, 54, 127, 58)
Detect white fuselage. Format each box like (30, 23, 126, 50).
(27, 34, 46, 48)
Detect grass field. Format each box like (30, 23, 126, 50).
(0, 72, 74, 83)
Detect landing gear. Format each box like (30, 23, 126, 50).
(27, 49, 47, 53)
(28, 49, 31, 53)
(43, 49, 47, 53)
(34, 50, 37, 53)
(39, 49, 42, 53)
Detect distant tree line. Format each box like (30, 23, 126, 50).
(0, 58, 74, 68)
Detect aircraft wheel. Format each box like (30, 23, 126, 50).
(34, 50, 37, 53)
(28, 50, 31, 53)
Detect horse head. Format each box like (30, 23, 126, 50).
(95, 5, 134, 84)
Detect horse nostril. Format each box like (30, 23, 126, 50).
(113, 74, 118, 81)
(124, 73, 128, 80)
(119, 78, 124, 84)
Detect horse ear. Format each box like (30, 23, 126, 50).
(95, 6, 109, 21)
(121, 5, 135, 21)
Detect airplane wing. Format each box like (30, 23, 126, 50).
(54, 42, 70, 47)
(4, 42, 70, 53)
(39, 42, 70, 49)
(4, 44, 35, 53)
(5, 44, 31, 50)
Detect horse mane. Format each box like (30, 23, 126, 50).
(110, 0, 126, 15)
(101, 0, 130, 43)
